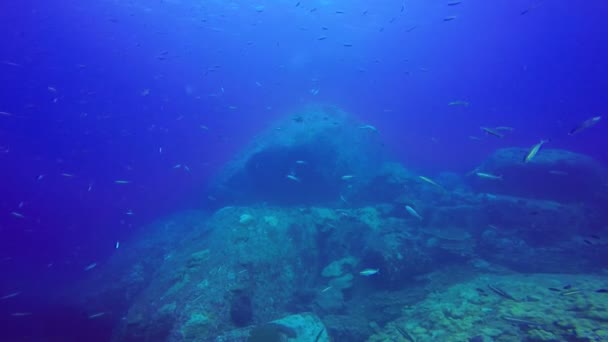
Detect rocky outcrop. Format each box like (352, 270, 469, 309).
(207, 105, 387, 207)
(469, 147, 608, 205)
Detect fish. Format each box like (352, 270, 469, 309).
(405, 205, 423, 220)
(341, 175, 355, 181)
(591, 235, 601, 240)
(321, 286, 332, 293)
(11, 212, 25, 218)
(418, 176, 443, 189)
(295, 160, 307, 165)
(317, 36, 327, 40)
(343, 43, 353, 47)
(443, 16, 457, 21)
(84, 263, 97, 271)
(448, 100, 469, 106)
(502, 316, 544, 327)
(88, 312, 106, 319)
(523, 139, 548, 163)
(583, 239, 593, 245)
(547, 287, 561, 292)
(596, 289, 608, 293)
(0, 291, 21, 300)
(563, 284, 572, 289)
(61, 173, 75, 177)
(359, 268, 380, 276)
(475, 172, 503, 180)
(480, 127, 504, 138)
(562, 290, 583, 296)
(549, 170, 568, 176)
(359, 124, 378, 132)
(11, 312, 32, 317)
(286, 174, 301, 182)
(0, 111, 12, 116)
(487, 284, 517, 301)
(0, 60, 21, 67)
(447, 1, 462, 5)
(115, 241, 120, 249)
(114, 180, 130, 184)
(494, 126, 514, 131)
(569, 116, 601, 135)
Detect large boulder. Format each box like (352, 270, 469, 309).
(207, 105, 387, 206)
(469, 148, 608, 205)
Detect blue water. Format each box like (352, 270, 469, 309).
(1, 1, 607, 340)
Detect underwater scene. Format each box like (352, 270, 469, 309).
(1, 1, 608, 341)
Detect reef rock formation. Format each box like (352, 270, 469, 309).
(207, 106, 386, 206)
(469, 147, 608, 205)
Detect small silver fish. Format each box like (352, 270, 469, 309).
(88, 312, 106, 319)
(286, 174, 301, 182)
(0, 291, 21, 300)
(569, 116, 601, 135)
(11, 212, 25, 218)
(448, 100, 469, 106)
(549, 170, 568, 176)
(476, 172, 503, 180)
(359, 124, 378, 132)
(480, 127, 504, 138)
(84, 263, 97, 271)
(11, 312, 32, 317)
(341, 175, 355, 181)
(418, 176, 443, 189)
(523, 139, 548, 163)
(359, 268, 380, 276)
(405, 205, 423, 220)
(114, 180, 130, 184)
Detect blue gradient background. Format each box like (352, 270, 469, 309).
(0, 0, 606, 338)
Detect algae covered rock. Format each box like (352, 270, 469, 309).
(246, 313, 328, 342)
(470, 147, 608, 205)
